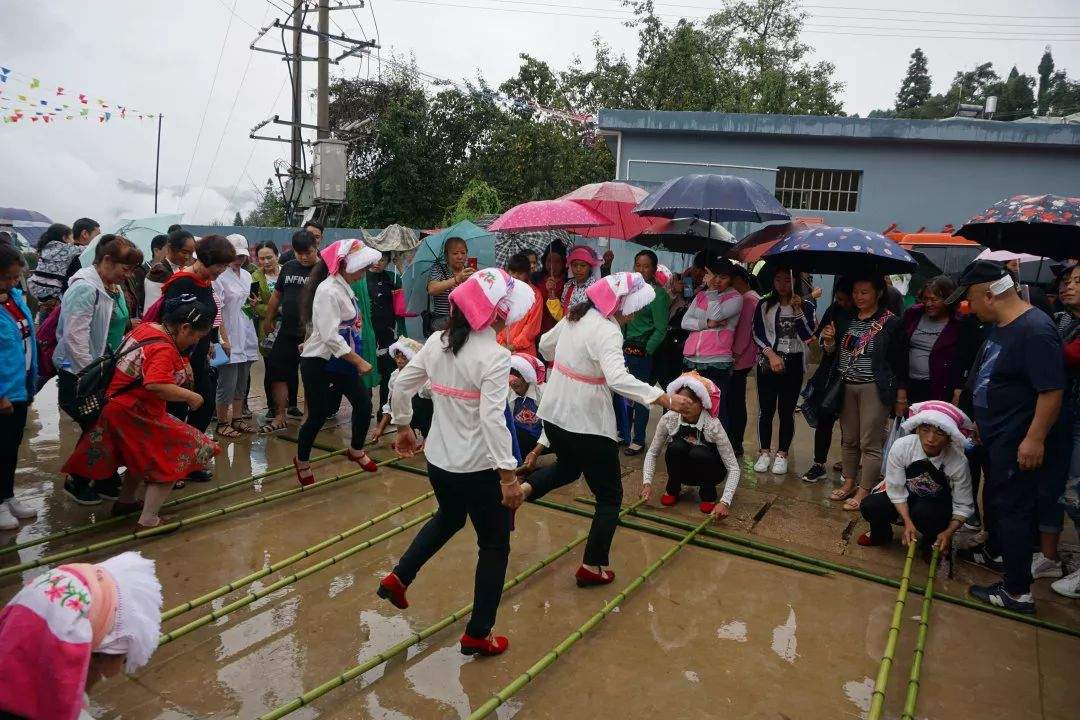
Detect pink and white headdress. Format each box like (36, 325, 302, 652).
(319, 238, 382, 275)
(585, 271, 656, 318)
(449, 268, 536, 331)
(509, 352, 546, 386)
(901, 400, 974, 449)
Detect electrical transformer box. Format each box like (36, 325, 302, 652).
(312, 139, 347, 202)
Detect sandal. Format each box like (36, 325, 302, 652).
(231, 420, 259, 434)
(259, 419, 288, 434)
(829, 483, 856, 502)
(216, 422, 243, 438)
(843, 496, 864, 512)
(294, 457, 315, 487)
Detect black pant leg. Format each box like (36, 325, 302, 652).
(687, 442, 722, 503)
(0, 402, 28, 501)
(263, 358, 275, 416)
(814, 418, 835, 465)
(462, 469, 512, 638)
(186, 363, 216, 433)
(288, 371, 299, 408)
(297, 358, 331, 462)
(984, 444, 1037, 595)
(776, 365, 804, 453)
(725, 368, 750, 454)
(515, 427, 538, 457)
(525, 424, 585, 501)
(377, 353, 395, 420)
(578, 435, 623, 567)
(908, 493, 953, 541)
(663, 441, 689, 498)
(860, 491, 898, 542)
(411, 397, 434, 438)
(757, 369, 779, 448)
(393, 463, 469, 585)
(333, 372, 372, 452)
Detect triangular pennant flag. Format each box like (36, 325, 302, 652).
(42, 115, 50, 123)
(17, 94, 26, 101)
(0, 68, 9, 74)
(79, 108, 88, 117)
(39, 99, 47, 105)
(29, 77, 40, 89)
(78, 93, 87, 104)
(56, 86, 64, 95)
(31, 116, 38, 122)
(66, 115, 72, 120)
(98, 115, 104, 123)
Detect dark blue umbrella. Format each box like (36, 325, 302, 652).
(762, 226, 916, 276)
(632, 174, 791, 223)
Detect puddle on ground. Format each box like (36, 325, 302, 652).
(403, 644, 473, 717)
(842, 676, 874, 719)
(771, 606, 799, 664)
(328, 572, 355, 598)
(683, 670, 700, 683)
(716, 620, 748, 643)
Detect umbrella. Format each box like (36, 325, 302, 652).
(632, 217, 735, 254)
(487, 199, 611, 234)
(632, 174, 791, 223)
(365, 224, 421, 253)
(903, 249, 945, 297)
(79, 213, 184, 267)
(494, 229, 572, 269)
(0, 206, 53, 246)
(401, 220, 496, 315)
(761, 226, 916, 276)
(955, 193, 1080, 260)
(975, 248, 1058, 285)
(558, 182, 659, 241)
(730, 217, 826, 263)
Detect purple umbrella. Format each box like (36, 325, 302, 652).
(762, 226, 916, 276)
(955, 194, 1080, 260)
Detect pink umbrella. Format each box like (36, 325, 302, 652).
(487, 199, 612, 233)
(975, 248, 1046, 264)
(558, 182, 662, 240)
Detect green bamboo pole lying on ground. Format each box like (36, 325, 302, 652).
(160, 490, 434, 622)
(256, 500, 647, 720)
(868, 541, 919, 720)
(0, 449, 347, 558)
(466, 516, 715, 720)
(532, 498, 829, 577)
(0, 459, 391, 581)
(599, 500, 1080, 639)
(159, 509, 435, 645)
(900, 548, 940, 720)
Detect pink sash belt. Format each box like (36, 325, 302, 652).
(553, 362, 606, 385)
(430, 383, 481, 400)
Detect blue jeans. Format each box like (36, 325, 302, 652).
(618, 353, 654, 446)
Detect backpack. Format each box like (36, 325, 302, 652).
(35, 304, 62, 382)
(142, 294, 164, 323)
(67, 336, 166, 425)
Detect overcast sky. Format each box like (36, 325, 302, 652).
(2, 0, 1078, 229)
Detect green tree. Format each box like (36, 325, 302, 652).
(1037, 46, 1055, 115)
(1045, 70, 1080, 116)
(895, 48, 931, 111)
(244, 179, 286, 227)
(446, 179, 503, 225)
(232, 211, 243, 226)
(992, 66, 1036, 118)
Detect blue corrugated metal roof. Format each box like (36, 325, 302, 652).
(184, 225, 393, 249)
(598, 110, 1080, 148)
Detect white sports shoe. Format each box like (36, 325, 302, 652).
(753, 451, 772, 473)
(1031, 552, 1064, 579)
(1051, 567, 1080, 599)
(4, 497, 37, 520)
(0, 503, 17, 531)
(770, 454, 788, 475)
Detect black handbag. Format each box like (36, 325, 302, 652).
(66, 337, 165, 424)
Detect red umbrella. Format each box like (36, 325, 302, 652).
(730, 216, 825, 263)
(559, 182, 661, 240)
(487, 199, 612, 233)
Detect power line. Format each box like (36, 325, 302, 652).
(228, 77, 290, 211)
(214, 0, 260, 29)
(177, 0, 239, 212)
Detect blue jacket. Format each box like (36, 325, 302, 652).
(0, 288, 38, 403)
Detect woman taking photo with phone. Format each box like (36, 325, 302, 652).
(426, 237, 473, 333)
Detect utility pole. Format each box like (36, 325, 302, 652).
(317, 0, 330, 141)
(290, 0, 303, 173)
(154, 114, 163, 214)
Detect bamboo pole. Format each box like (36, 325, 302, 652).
(466, 516, 715, 720)
(161, 490, 434, 622)
(0, 458, 395, 581)
(0, 449, 347, 558)
(532, 498, 829, 577)
(159, 509, 435, 645)
(900, 547, 940, 720)
(594, 500, 1080, 639)
(255, 500, 647, 720)
(868, 541, 919, 720)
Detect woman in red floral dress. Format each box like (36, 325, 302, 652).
(63, 295, 220, 528)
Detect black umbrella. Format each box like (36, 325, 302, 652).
(761, 226, 917, 276)
(631, 217, 735, 254)
(955, 193, 1080, 260)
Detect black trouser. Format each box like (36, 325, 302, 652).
(664, 434, 722, 503)
(861, 490, 953, 545)
(167, 353, 216, 433)
(262, 357, 276, 415)
(905, 377, 934, 404)
(813, 416, 836, 465)
(516, 427, 539, 457)
(526, 423, 622, 566)
(377, 351, 395, 420)
(393, 463, 511, 639)
(756, 357, 804, 453)
(412, 396, 434, 438)
(983, 441, 1037, 595)
(297, 357, 372, 462)
(695, 366, 732, 422)
(0, 401, 29, 501)
(724, 368, 751, 455)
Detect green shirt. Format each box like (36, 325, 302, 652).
(106, 289, 129, 351)
(349, 275, 380, 390)
(623, 281, 670, 355)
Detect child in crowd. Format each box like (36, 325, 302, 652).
(640, 371, 741, 517)
(370, 337, 432, 444)
(508, 352, 545, 457)
(858, 400, 974, 557)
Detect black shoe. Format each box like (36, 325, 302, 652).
(186, 469, 213, 483)
(63, 478, 102, 506)
(969, 581, 1035, 614)
(958, 546, 1005, 574)
(801, 463, 826, 484)
(287, 406, 304, 419)
(94, 476, 122, 500)
(623, 444, 644, 457)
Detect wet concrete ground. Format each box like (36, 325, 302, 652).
(2, 371, 1078, 719)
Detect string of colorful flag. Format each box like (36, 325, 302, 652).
(0, 65, 156, 124)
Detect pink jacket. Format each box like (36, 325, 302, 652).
(732, 291, 761, 371)
(681, 288, 743, 362)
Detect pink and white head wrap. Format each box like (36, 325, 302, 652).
(585, 271, 656, 318)
(654, 264, 672, 288)
(567, 244, 601, 269)
(319, 238, 382, 275)
(448, 267, 537, 331)
(388, 337, 423, 362)
(666, 370, 721, 417)
(900, 400, 974, 449)
(509, 352, 546, 386)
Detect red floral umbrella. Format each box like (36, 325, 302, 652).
(955, 193, 1080, 260)
(487, 199, 612, 233)
(559, 182, 661, 240)
(730, 216, 825, 263)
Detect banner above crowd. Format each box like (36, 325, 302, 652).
(0, 65, 156, 124)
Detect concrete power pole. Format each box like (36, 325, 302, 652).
(290, 0, 304, 172)
(317, 0, 330, 141)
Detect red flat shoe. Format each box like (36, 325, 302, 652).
(699, 502, 716, 514)
(376, 572, 409, 609)
(857, 531, 891, 547)
(460, 633, 509, 656)
(575, 565, 615, 587)
(294, 457, 315, 487)
(347, 449, 379, 473)
(660, 493, 678, 507)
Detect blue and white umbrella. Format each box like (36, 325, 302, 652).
(0, 206, 53, 248)
(761, 226, 916, 276)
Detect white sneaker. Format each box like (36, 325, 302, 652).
(1031, 552, 1064, 579)
(0, 503, 17, 530)
(770, 454, 788, 475)
(1051, 567, 1080, 598)
(4, 498, 36, 520)
(753, 451, 772, 473)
